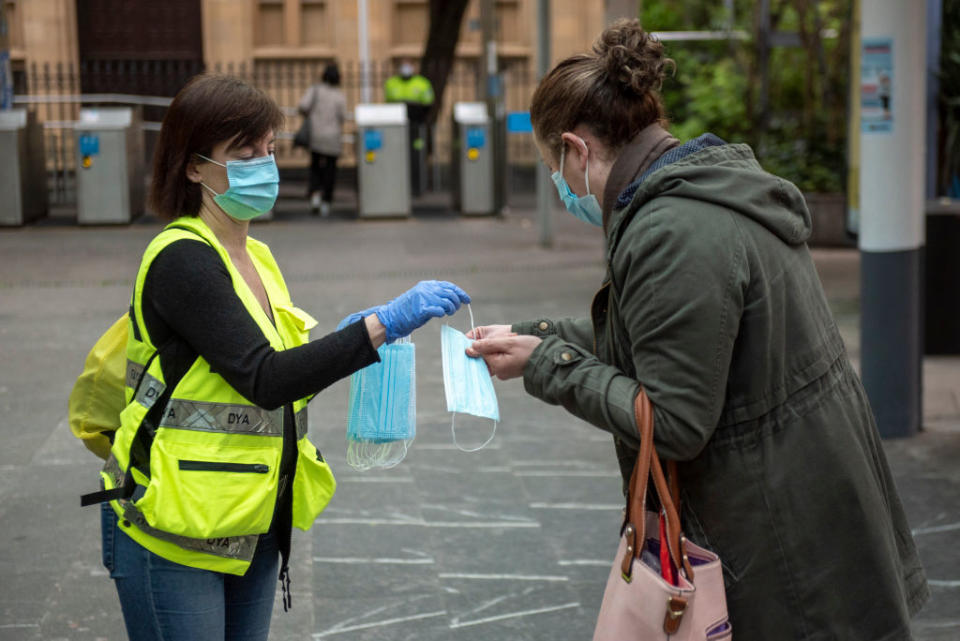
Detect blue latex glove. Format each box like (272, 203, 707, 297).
(337, 306, 378, 331)
(337, 281, 471, 342)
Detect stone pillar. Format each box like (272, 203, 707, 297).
(202, 0, 253, 68)
(20, 0, 78, 68)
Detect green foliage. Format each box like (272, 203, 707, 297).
(644, 0, 851, 193)
(756, 135, 846, 193)
(940, 0, 960, 194)
(661, 45, 750, 143)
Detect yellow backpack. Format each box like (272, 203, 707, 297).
(68, 314, 128, 459)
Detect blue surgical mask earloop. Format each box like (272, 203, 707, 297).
(559, 143, 593, 196)
(552, 139, 604, 227)
(451, 304, 498, 453)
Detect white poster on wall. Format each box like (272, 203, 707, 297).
(861, 38, 894, 134)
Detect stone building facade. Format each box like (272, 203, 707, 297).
(3, 0, 610, 168)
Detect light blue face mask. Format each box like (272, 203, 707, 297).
(441, 305, 499, 452)
(196, 153, 279, 221)
(346, 338, 416, 470)
(551, 141, 603, 227)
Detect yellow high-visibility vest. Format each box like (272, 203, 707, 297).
(384, 74, 435, 105)
(100, 216, 336, 575)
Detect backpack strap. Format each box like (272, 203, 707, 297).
(80, 467, 135, 506)
(81, 224, 214, 507)
(80, 345, 165, 506)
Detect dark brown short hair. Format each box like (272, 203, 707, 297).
(322, 63, 341, 87)
(530, 19, 674, 162)
(149, 73, 284, 219)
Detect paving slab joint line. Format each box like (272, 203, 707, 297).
(0, 259, 606, 290)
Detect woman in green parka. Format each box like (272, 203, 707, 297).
(469, 19, 928, 641)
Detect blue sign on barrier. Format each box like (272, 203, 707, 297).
(79, 134, 100, 156)
(466, 127, 486, 149)
(506, 111, 532, 134)
(0, 50, 12, 110)
(363, 129, 383, 151)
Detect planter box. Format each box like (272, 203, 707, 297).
(925, 199, 960, 354)
(804, 193, 855, 248)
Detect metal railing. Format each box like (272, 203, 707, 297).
(13, 59, 539, 206)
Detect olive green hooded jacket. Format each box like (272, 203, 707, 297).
(515, 141, 928, 640)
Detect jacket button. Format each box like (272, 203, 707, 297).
(538, 321, 549, 331)
(121, 520, 131, 528)
(560, 351, 572, 362)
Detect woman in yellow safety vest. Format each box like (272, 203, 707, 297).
(93, 73, 469, 641)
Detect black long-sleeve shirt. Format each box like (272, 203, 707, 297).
(143, 238, 378, 407)
(140, 237, 379, 567)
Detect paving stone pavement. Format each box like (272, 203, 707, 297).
(0, 195, 957, 640)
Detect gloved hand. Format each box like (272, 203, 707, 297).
(337, 281, 471, 342)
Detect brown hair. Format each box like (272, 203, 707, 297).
(530, 19, 674, 162)
(149, 73, 284, 219)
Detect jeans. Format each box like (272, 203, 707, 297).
(308, 152, 338, 203)
(100, 503, 280, 641)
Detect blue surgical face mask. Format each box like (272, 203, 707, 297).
(196, 153, 279, 221)
(551, 141, 603, 227)
(441, 306, 499, 452)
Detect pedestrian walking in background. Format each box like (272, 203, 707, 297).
(88, 73, 469, 641)
(298, 62, 346, 216)
(469, 19, 928, 641)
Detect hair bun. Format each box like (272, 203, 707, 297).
(594, 18, 671, 97)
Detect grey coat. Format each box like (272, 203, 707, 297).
(515, 141, 928, 640)
(298, 83, 346, 157)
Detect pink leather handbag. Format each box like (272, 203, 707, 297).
(592, 392, 732, 641)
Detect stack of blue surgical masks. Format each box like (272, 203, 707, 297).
(346, 337, 416, 470)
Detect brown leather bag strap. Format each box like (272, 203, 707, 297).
(627, 388, 654, 533)
(620, 389, 654, 578)
(663, 458, 691, 577)
(668, 459, 681, 509)
(650, 449, 695, 579)
(621, 390, 694, 581)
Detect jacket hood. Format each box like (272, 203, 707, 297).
(609, 141, 812, 248)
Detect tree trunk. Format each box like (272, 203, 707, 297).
(793, 0, 816, 136)
(420, 0, 471, 125)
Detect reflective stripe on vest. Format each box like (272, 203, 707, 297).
(153, 399, 307, 438)
(104, 456, 259, 562)
(124, 359, 165, 409)
(126, 360, 144, 390)
(159, 399, 283, 436)
(295, 407, 308, 440)
(134, 372, 166, 409)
